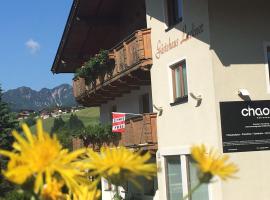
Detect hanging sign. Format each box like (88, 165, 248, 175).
(220, 100, 270, 153)
(112, 112, 126, 133)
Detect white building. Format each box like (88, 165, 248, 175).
(52, 0, 270, 199)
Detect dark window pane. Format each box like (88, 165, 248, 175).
(167, 0, 183, 26)
(166, 156, 183, 200)
(176, 0, 183, 21)
(171, 60, 187, 101)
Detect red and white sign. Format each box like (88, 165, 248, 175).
(112, 112, 126, 133)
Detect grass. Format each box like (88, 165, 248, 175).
(29, 107, 100, 133)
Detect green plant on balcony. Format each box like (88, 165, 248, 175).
(73, 50, 113, 85)
(78, 124, 121, 149)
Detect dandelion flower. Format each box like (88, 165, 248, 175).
(191, 144, 238, 182)
(0, 119, 86, 194)
(72, 186, 100, 200)
(41, 178, 64, 200)
(84, 147, 156, 186)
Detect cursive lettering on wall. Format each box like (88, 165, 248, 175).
(155, 23, 204, 59)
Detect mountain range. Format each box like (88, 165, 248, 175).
(3, 84, 77, 111)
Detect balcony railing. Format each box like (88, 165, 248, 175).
(73, 29, 152, 106)
(72, 113, 157, 151)
(119, 113, 157, 150)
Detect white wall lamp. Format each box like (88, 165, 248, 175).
(238, 88, 251, 101)
(189, 92, 202, 107)
(153, 104, 163, 116)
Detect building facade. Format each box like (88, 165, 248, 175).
(146, 0, 270, 200)
(52, 0, 270, 200)
(51, 0, 158, 199)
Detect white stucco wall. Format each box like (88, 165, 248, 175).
(209, 1, 270, 200)
(146, 0, 270, 199)
(145, 0, 221, 199)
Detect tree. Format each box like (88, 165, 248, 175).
(0, 88, 18, 150)
(23, 113, 37, 127)
(51, 116, 65, 133)
(66, 114, 84, 131)
(0, 86, 19, 195)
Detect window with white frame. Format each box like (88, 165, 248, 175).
(164, 155, 209, 200)
(164, 0, 183, 28)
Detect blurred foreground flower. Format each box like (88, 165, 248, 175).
(191, 144, 238, 183)
(84, 147, 157, 186)
(180, 144, 238, 200)
(0, 119, 87, 195)
(69, 186, 100, 200)
(41, 178, 65, 200)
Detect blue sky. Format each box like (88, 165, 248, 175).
(0, 0, 73, 92)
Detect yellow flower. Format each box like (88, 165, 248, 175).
(191, 144, 238, 182)
(0, 119, 86, 194)
(72, 186, 100, 200)
(84, 147, 156, 186)
(41, 178, 64, 200)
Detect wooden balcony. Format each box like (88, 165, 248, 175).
(72, 113, 157, 151)
(73, 29, 152, 106)
(119, 113, 157, 150)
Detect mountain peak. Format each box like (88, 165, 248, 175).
(2, 84, 77, 111)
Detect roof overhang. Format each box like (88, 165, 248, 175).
(51, 0, 126, 74)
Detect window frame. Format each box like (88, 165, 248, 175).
(163, 0, 184, 30)
(264, 42, 270, 93)
(158, 147, 211, 200)
(169, 60, 188, 106)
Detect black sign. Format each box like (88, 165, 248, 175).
(220, 100, 270, 153)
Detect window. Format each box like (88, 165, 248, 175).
(171, 60, 188, 105)
(188, 158, 209, 200)
(164, 155, 209, 200)
(165, 156, 183, 200)
(139, 93, 150, 113)
(165, 0, 183, 28)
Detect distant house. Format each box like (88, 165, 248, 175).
(39, 109, 51, 120)
(17, 109, 35, 120)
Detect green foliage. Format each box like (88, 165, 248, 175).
(51, 116, 65, 133)
(50, 114, 85, 150)
(79, 124, 120, 147)
(66, 114, 85, 130)
(0, 189, 31, 200)
(0, 86, 19, 196)
(55, 129, 73, 150)
(23, 113, 37, 127)
(73, 50, 112, 84)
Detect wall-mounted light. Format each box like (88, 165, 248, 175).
(153, 104, 163, 116)
(238, 88, 251, 101)
(189, 92, 202, 107)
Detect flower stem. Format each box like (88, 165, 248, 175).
(113, 185, 122, 200)
(182, 182, 203, 200)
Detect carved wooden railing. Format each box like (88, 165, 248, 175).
(72, 113, 157, 151)
(73, 77, 86, 98)
(73, 29, 152, 101)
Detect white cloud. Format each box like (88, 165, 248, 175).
(25, 39, 40, 54)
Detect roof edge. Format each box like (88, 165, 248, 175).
(51, 0, 80, 74)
